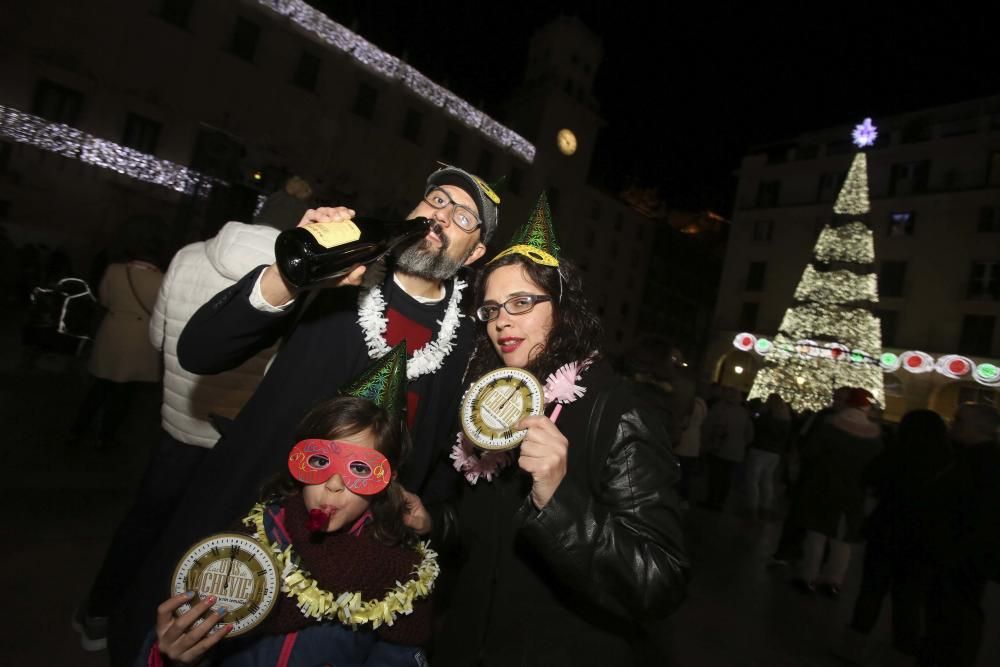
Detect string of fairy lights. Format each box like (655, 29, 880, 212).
(0, 105, 219, 195)
(0, 1, 536, 198)
(254, 0, 535, 162)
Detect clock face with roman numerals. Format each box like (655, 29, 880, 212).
(460, 367, 544, 451)
(171, 532, 280, 637)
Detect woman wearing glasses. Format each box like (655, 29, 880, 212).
(413, 194, 689, 666)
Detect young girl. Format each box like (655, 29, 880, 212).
(141, 389, 437, 666)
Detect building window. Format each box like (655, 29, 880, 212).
(887, 211, 917, 237)
(756, 180, 781, 208)
(752, 219, 774, 241)
(888, 160, 930, 196)
(159, 0, 195, 28)
(978, 206, 999, 233)
(958, 315, 995, 357)
(230, 17, 260, 62)
(745, 261, 766, 291)
(476, 149, 493, 180)
(738, 302, 759, 331)
(441, 129, 460, 162)
(967, 262, 999, 299)
(352, 82, 377, 119)
(508, 166, 523, 195)
(879, 261, 907, 298)
(32, 79, 84, 126)
(293, 51, 321, 91)
(875, 310, 899, 347)
(121, 113, 162, 154)
(401, 108, 422, 144)
(900, 118, 931, 144)
(989, 152, 1000, 187)
(816, 172, 845, 202)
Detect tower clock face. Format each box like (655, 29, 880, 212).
(460, 367, 544, 451)
(556, 128, 578, 155)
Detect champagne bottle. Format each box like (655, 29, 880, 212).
(274, 216, 432, 288)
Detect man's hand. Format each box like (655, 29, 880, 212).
(260, 206, 366, 305)
(516, 415, 570, 510)
(155, 592, 231, 665)
(402, 490, 432, 536)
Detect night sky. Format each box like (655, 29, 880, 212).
(317, 2, 997, 213)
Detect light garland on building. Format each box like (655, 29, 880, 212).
(735, 334, 1000, 388)
(794, 264, 879, 304)
(833, 152, 871, 215)
(255, 0, 535, 162)
(778, 303, 882, 353)
(813, 222, 875, 264)
(0, 105, 217, 195)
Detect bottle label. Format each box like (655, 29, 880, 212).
(303, 220, 362, 249)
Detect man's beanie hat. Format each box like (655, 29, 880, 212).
(426, 164, 500, 244)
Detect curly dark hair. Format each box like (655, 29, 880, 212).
(464, 254, 604, 383)
(260, 396, 416, 547)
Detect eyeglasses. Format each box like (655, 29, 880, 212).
(475, 294, 552, 322)
(423, 187, 481, 232)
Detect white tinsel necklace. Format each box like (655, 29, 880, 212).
(356, 260, 465, 380)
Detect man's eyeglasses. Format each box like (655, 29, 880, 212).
(475, 294, 552, 322)
(423, 187, 481, 232)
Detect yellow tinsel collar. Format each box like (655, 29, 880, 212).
(243, 503, 439, 629)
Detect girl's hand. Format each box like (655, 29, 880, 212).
(516, 415, 570, 510)
(155, 592, 231, 665)
(402, 490, 432, 536)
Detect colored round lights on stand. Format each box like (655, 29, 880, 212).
(880, 352, 901, 372)
(754, 338, 772, 355)
(937, 355, 973, 380)
(900, 351, 934, 374)
(975, 363, 1000, 386)
(733, 333, 756, 352)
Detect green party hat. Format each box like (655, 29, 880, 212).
(490, 191, 561, 266)
(342, 341, 408, 416)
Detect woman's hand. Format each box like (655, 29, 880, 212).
(402, 490, 432, 536)
(517, 415, 570, 509)
(155, 592, 231, 665)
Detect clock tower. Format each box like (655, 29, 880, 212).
(503, 16, 605, 189)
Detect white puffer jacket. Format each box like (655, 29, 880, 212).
(149, 222, 281, 447)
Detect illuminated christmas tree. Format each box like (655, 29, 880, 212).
(748, 118, 885, 412)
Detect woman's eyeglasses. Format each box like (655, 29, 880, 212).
(475, 294, 552, 322)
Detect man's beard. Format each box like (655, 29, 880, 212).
(394, 223, 468, 281)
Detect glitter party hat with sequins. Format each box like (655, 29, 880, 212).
(490, 192, 561, 267)
(343, 340, 408, 416)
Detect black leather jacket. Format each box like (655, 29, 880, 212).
(433, 362, 690, 666)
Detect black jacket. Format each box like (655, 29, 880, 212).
(434, 362, 690, 666)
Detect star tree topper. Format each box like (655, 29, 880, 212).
(852, 118, 878, 148)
